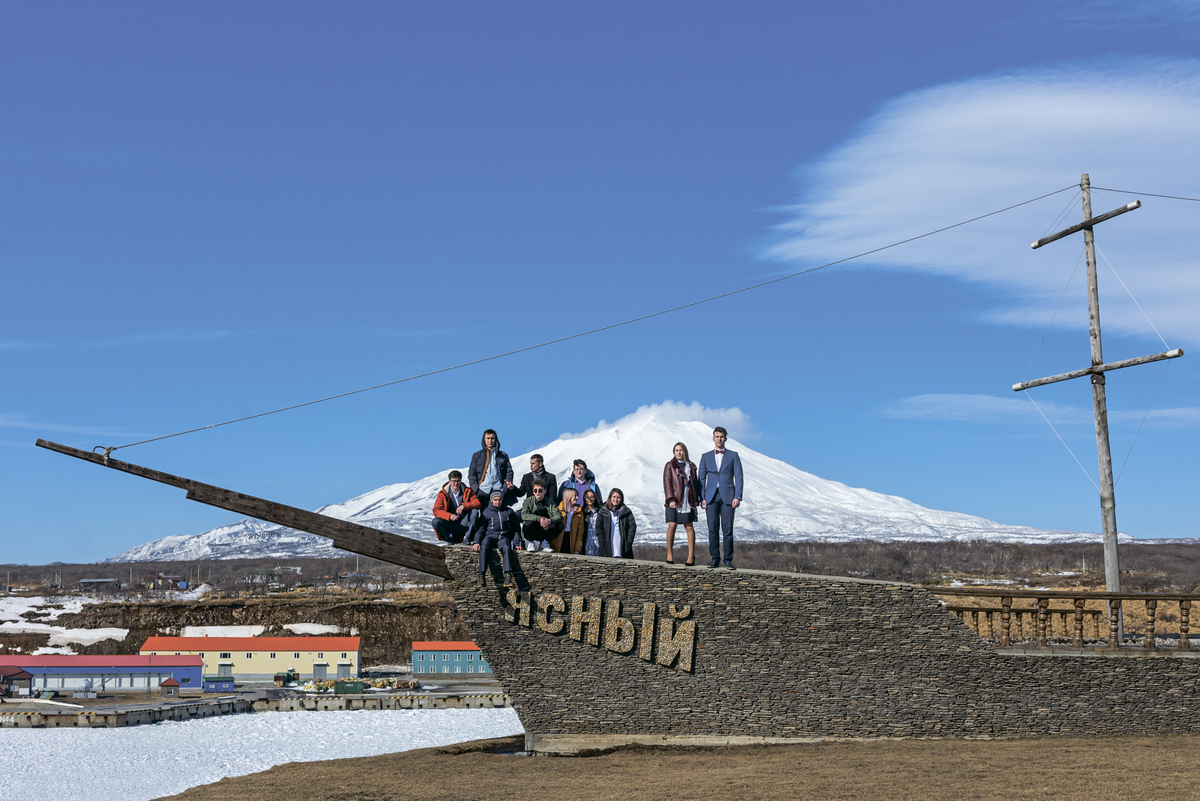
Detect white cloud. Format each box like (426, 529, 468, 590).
(562, 401, 757, 442)
(882, 393, 1200, 429)
(766, 59, 1200, 346)
(0, 413, 130, 437)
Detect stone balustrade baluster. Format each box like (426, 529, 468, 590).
(1108, 600, 1121, 649)
(1036, 598, 1049, 646)
(1073, 599, 1086, 648)
(1144, 600, 1157, 650)
(986, 611, 995, 641)
(1000, 597, 1012, 647)
(1180, 600, 1191, 650)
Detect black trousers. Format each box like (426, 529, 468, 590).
(705, 495, 735, 564)
(432, 516, 472, 544)
(478, 533, 514, 573)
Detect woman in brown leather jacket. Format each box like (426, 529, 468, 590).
(663, 442, 701, 565)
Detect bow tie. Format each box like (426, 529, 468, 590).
(715, 449, 725, 455)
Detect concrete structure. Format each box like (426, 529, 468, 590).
(141, 636, 360, 680)
(0, 655, 202, 693)
(411, 641, 492, 676)
(442, 548, 1200, 753)
(159, 677, 180, 697)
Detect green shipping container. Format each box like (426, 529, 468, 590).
(334, 679, 364, 695)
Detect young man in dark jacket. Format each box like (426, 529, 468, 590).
(431, 470, 481, 544)
(468, 429, 517, 507)
(473, 490, 520, 586)
(596, 488, 637, 559)
(517, 453, 558, 500)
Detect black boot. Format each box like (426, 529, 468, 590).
(478, 572, 487, 587)
(503, 571, 514, 587)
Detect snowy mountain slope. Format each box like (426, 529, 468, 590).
(106, 402, 1103, 562)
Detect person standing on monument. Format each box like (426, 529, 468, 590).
(468, 429, 517, 507)
(663, 442, 701, 566)
(698, 426, 743, 570)
(558, 459, 601, 505)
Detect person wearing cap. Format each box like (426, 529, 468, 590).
(473, 489, 520, 586)
(432, 470, 481, 545)
(698, 426, 744, 570)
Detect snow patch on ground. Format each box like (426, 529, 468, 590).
(0, 596, 129, 651)
(284, 623, 345, 635)
(0, 708, 524, 801)
(180, 625, 266, 637)
(47, 628, 129, 646)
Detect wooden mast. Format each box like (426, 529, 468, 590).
(1018, 174, 1184, 631)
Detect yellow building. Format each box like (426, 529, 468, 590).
(140, 636, 360, 680)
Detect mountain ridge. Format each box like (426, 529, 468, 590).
(105, 403, 1108, 563)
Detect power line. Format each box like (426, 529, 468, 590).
(1091, 187, 1200, 203)
(98, 184, 1077, 454)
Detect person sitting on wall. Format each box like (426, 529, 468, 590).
(468, 429, 517, 508)
(596, 487, 636, 559)
(432, 470, 481, 545)
(559, 486, 586, 555)
(520, 479, 564, 552)
(559, 459, 601, 505)
(473, 490, 520, 587)
(517, 453, 558, 501)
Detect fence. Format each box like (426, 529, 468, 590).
(932, 587, 1197, 650)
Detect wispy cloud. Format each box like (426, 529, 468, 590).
(0, 413, 133, 438)
(882, 394, 1200, 429)
(1056, 0, 1200, 27)
(766, 59, 1200, 346)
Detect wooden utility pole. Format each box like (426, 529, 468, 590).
(1017, 174, 1184, 637)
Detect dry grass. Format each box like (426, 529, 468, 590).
(158, 734, 1200, 801)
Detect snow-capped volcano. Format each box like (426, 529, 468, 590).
(106, 402, 1102, 562)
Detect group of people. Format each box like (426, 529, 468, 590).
(431, 427, 744, 586)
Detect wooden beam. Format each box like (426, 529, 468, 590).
(34, 439, 452, 579)
(1030, 200, 1140, 249)
(1012, 348, 1183, 392)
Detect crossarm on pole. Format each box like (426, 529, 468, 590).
(1031, 201, 1141, 250)
(34, 439, 452, 579)
(1013, 348, 1183, 392)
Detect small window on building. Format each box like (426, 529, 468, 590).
(270, 653, 276, 659)
(455, 654, 461, 661)
(220, 653, 231, 659)
(317, 652, 323, 659)
(175, 652, 180, 655)
(181, 678, 191, 684)
(246, 653, 252, 659)
(293, 653, 300, 659)
(467, 654, 474, 661)
(198, 653, 204, 658)
(341, 652, 347, 659)
(442, 653, 448, 661)
(454, 665, 460, 673)
(417, 654, 424, 661)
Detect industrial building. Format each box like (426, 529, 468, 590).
(0, 654, 203, 692)
(411, 641, 492, 676)
(140, 636, 360, 680)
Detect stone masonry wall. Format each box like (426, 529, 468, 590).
(444, 548, 1200, 739)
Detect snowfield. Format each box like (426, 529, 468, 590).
(0, 708, 524, 801)
(108, 402, 1109, 563)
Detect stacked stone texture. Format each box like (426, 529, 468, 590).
(445, 549, 1200, 739)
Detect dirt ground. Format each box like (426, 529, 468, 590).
(159, 734, 1200, 801)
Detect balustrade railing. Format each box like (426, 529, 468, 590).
(931, 587, 1198, 651)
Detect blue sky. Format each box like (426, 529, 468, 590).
(3, 2, 1199, 564)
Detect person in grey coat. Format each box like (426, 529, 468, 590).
(596, 488, 636, 559)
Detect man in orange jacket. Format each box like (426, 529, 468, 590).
(432, 470, 481, 544)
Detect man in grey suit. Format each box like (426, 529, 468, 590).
(698, 426, 744, 569)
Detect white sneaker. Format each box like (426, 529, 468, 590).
(542, 546, 554, 552)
